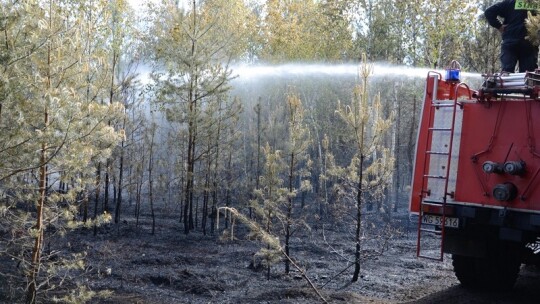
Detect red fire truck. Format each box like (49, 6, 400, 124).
(410, 63, 540, 290)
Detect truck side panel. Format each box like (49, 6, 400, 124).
(455, 99, 540, 211)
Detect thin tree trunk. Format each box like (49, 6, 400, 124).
(93, 164, 102, 236)
(183, 81, 194, 234)
(222, 132, 233, 231)
(104, 162, 110, 212)
(191, 196, 196, 229)
(148, 126, 156, 235)
(104, 28, 118, 213)
(202, 135, 212, 235)
(285, 153, 294, 274)
(266, 210, 272, 280)
(210, 101, 223, 233)
(179, 151, 185, 224)
(27, 5, 54, 296)
(128, 160, 133, 207)
(352, 155, 364, 282)
(254, 100, 262, 219)
(202, 155, 211, 235)
(135, 178, 142, 227)
(202, 180, 208, 235)
(27, 127, 47, 304)
(183, 0, 198, 235)
(310, 105, 326, 218)
(134, 159, 143, 227)
(393, 86, 402, 213)
(115, 136, 125, 224)
(83, 189, 89, 222)
(112, 175, 117, 213)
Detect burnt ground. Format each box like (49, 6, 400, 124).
(2, 206, 540, 304)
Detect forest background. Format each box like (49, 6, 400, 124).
(0, 0, 505, 303)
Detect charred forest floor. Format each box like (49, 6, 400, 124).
(3, 205, 540, 304)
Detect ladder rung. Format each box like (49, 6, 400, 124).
(420, 228, 442, 234)
(426, 151, 449, 155)
(424, 175, 446, 179)
(428, 127, 452, 131)
(418, 99, 456, 263)
(418, 254, 443, 261)
(431, 103, 455, 108)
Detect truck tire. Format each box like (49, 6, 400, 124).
(452, 254, 476, 288)
(452, 252, 520, 290)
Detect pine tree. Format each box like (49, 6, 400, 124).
(251, 143, 288, 279)
(332, 54, 394, 282)
(283, 91, 312, 274)
(0, 1, 124, 302)
(146, 0, 253, 234)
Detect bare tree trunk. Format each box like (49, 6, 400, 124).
(135, 178, 142, 227)
(352, 155, 364, 282)
(178, 142, 185, 224)
(185, 106, 197, 233)
(115, 136, 125, 224)
(408, 95, 417, 165)
(135, 152, 145, 227)
(82, 190, 89, 223)
(266, 209, 272, 280)
(93, 164, 102, 236)
(28, 9, 54, 295)
(148, 125, 156, 235)
(210, 101, 223, 233)
(112, 174, 117, 214)
(202, 152, 212, 235)
(285, 153, 294, 274)
(310, 105, 327, 218)
(393, 85, 402, 213)
(191, 195, 196, 229)
(202, 177, 209, 235)
(27, 129, 47, 304)
(253, 100, 262, 219)
(183, 1, 197, 233)
(179, 173, 184, 223)
(223, 142, 233, 230)
(128, 162, 133, 208)
(104, 13, 119, 212)
(104, 161, 110, 212)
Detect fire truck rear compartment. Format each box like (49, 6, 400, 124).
(410, 70, 540, 290)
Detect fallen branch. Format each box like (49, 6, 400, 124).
(319, 262, 355, 289)
(216, 206, 328, 304)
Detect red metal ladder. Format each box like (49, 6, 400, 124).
(416, 75, 462, 261)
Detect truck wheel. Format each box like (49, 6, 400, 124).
(452, 253, 520, 290)
(452, 254, 476, 288)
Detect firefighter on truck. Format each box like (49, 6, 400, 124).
(485, 0, 539, 73)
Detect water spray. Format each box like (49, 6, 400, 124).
(231, 63, 482, 80)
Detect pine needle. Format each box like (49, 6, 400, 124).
(526, 11, 540, 46)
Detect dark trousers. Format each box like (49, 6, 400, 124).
(501, 40, 539, 73)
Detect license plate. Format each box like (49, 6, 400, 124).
(422, 214, 459, 228)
